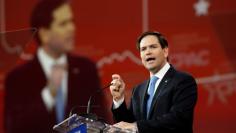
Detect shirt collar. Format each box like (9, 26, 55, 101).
(151, 62, 170, 80)
(37, 47, 67, 77)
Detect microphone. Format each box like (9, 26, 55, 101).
(68, 83, 112, 120)
(87, 83, 112, 114)
(54, 84, 113, 132)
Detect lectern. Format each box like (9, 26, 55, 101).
(53, 114, 136, 133)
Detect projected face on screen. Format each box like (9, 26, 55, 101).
(39, 3, 75, 55)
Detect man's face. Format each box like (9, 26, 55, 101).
(140, 35, 168, 74)
(43, 4, 75, 54)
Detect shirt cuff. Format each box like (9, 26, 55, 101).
(41, 87, 55, 112)
(133, 122, 139, 133)
(113, 96, 125, 109)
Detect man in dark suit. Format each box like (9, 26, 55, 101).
(4, 0, 106, 132)
(109, 31, 198, 133)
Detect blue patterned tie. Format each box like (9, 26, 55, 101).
(55, 86, 65, 123)
(146, 76, 159, 118)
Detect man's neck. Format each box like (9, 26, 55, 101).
(150, 61, 167, 75)
(150, 62, 170, 78)
(42, 46, 63, 59)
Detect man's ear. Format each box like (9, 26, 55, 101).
(164, 47, 169, 58)
(39, 28, 50, 45)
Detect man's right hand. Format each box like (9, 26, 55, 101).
(110, 74, 125, 101)
(47, 64, 65, 98)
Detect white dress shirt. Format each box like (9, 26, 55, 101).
(37, 48, 68, 112)
(113, 62, 171, 109)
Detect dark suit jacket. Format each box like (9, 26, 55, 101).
(112, 66, 198, 133)
(4, 54, 106, 133)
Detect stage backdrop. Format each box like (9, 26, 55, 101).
(0, 0, 236, 133)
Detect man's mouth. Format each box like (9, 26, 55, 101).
(146, 57, 156, 62)
(66, 36, 75, 43)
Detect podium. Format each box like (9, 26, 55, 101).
(53, 114, 136, 133)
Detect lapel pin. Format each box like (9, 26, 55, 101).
(73, 68, 80, 74)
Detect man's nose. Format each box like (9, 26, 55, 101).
(67, 22, 75, 33)
(145, 48, 152, 55)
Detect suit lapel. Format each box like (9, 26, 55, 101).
(140, 80, 150, 120)
(66, 55, 81, 114)
(33, 55, 47, 88)
(148, 66, 176, 119)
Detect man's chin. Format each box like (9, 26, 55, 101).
(65, 45, 74, 52)
(146, 66, 158, 74)
(146, 66, 155, 71)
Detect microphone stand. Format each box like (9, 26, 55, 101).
(69, 83, 112, 120)
(87, 83, 112, 115)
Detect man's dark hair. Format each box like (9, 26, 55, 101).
(136, 31, 168, 50)
(30, 0, 68, 45)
